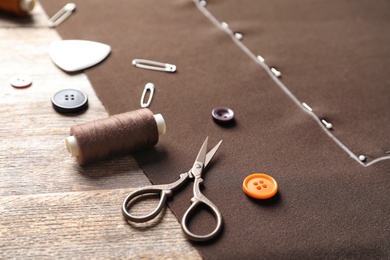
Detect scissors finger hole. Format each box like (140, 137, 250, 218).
(183, 205, 219, 237)
(124, 193, 164, 219)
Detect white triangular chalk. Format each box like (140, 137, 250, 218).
(49, 40, 111, 72)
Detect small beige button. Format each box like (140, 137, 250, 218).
(10, 74, 32, 88)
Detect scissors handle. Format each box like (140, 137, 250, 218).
(122, 172, 189, 222)
(181, 177, 223, 241)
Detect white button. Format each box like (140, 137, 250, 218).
(10, 74, 32, 88)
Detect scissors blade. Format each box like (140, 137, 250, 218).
(191, 137, 209, 177)
(194, 137, 209, 166)
(204, 140, 222, 168)
(191, 137, 222, 177)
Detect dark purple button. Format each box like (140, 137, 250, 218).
(212, 107, 234, 123)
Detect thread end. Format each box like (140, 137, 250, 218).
(66, 136, 79, 157)
(20, 0, 35, 12)
(153, 114, 166, 136)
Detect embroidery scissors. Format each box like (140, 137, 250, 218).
(122, 137, 223, 241)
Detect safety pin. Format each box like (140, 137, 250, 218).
(234, 32, 243, 41)
(199, 0, 207, 7)
(270, 67, 282, 78)
(321, 119, 333, 129)
(257, 55, 265, 63)
(140, 83, 155, 108)
(302, 102, 313, 112)
(48, 3, 76, 28)
(132, 59, 176, 73)
(221, 22, 229, 29)
(358, 155, 367, 162)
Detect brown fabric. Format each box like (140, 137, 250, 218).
(206, 0, 390, 161)
(40, 0, 390, 258)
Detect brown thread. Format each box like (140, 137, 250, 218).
(0, 0, 35, 16)
(70, 108, 159, 165)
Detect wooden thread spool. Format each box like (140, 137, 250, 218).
(0, 0, 35, 16)
(66, 108, 166, 165)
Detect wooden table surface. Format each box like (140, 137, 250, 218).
(0, 2, 200, 259)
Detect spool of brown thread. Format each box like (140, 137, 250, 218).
(65, 108, 166, 165)
(0, 0, 35, 16)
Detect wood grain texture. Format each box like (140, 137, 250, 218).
(1, 189, 197, 259)
(0, 2, 200, 258)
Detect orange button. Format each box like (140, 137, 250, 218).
(242, 173, 278, 199)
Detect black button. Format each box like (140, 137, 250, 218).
(212, 107, 234, 124)
(51, 89, 88, 113)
